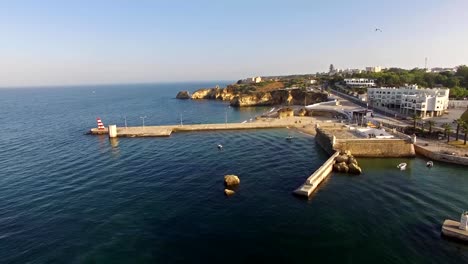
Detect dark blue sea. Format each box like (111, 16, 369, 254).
(0, 83, 467, 263)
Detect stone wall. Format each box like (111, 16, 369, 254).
(315, 128, 335, 155)
(414, 145, 468, 166)
(334, 139, 416, 157)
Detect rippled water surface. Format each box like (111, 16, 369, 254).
(0, 83, 467, 263)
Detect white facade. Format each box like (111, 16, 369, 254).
(344, 78, 375, 87)
(242, 76, 262, 84)
(342, 68, 362, 74)
(430, 67, 457, 73)
(366, 66, 382, 73)
(367, 85, 450, 117)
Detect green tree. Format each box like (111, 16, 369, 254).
(412, 114, 421, 130)
(455, 118, 464, 141)
(445, 77, 460, 88)
(442, 123, 452, 143)
(427, 120, 436, 134)
(461, 121, 468, 145)
(456, 65, 468, 87)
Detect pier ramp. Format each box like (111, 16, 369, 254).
(294, 151, 339, 197)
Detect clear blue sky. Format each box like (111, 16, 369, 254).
(1, 0, 467, 87)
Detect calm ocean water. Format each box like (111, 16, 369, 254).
(0, 83, 467, 263)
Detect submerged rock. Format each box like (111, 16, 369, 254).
(224, 189, 235, 196)
(176, 90, 191, 99)
(224, 175, 240, 186)
(348, 162, 362, 174)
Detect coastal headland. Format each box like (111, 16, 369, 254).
(176, 80, 328, 107)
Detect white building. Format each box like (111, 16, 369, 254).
(367, 85, 449, 117)
(343, 68, 363, 74)
(366, 66, 382, 73)
(344, 78, 375, 87)
(430, 67, 457, 73)
(242, 76, 262, 84)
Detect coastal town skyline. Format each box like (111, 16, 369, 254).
(1, 0, 468, 87)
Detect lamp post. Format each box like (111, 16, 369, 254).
(225, 108, 228, 126)
(180, 113, 183, 127)
(124, 115, 128, 130)
(140, 116, 147, 129)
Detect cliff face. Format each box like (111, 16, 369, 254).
(230, 89, 327, 107)
(184, 87, 328, 107)
(191, 87, 236, 101)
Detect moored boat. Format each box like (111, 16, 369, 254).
(397, 163, 407, 170)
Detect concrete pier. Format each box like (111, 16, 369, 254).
(442, 219, 468, 242)
(294, 151, 339, 197)
(89, 120, 295, 137)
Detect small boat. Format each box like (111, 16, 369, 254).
(217, 144, 223, 150)
(426, 161, 434, 168)
(397, 163, 407, 170)
(286, 136, 294, 141)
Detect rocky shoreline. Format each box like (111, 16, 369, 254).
(176, 86, 328, 107)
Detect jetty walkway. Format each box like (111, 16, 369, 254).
(88, 117, 313, 137)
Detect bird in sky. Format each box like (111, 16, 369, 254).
(375, 28, 382, 32)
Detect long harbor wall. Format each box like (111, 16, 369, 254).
(414, 144, 468, 166)
(89, 122, 289, 137)
(294, 151, 339, 197)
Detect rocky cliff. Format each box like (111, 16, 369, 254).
(190, 87, 237, 101)
(179, 87, 327, 107)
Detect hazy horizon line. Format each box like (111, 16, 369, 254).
(0, 80, 238, 89)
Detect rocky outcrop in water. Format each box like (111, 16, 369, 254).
(176, 91, 191, 99)
(224, 189, 235, 196)
(333, 150, 362, 174)
(224, 175, 240, 186)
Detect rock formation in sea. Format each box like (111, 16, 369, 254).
(176, 91, 191, 99)
(333, 150, 362, 174)
(224, 174, 240, 186)
(224, 189, 235, 196)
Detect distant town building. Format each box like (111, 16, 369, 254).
(242, 76, 262, 84)
(344, 78, 375, 87)
(342, 68, 362, 74)
(310, 79, 317, 84)
(429, 67, 457, 73)
(367, 85, 449, 117)
(365, 66, 382, 73)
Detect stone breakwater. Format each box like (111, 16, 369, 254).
(333, 150, 362, 174)
(176, 87, 328, 107)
